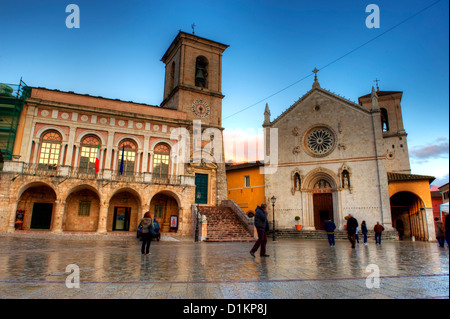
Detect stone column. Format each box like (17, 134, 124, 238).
(51, 199, 65, 233)
(142, 135, 150, 172)
(33, 141, 40, 164)
(7, 200, 19, 233)
(97, 202, 109, 234)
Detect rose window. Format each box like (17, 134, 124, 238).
(305, 127, 335, 156)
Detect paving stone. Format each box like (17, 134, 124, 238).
(0, 234, 448, 299)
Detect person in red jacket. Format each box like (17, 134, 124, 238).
(374, 221, 385, 245)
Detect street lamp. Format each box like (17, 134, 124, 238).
(195, 191, 201, 242)
(271, 195, 277, 241)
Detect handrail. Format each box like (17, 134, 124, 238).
(19, 163, 191, 185)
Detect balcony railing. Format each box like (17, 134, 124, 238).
(9, 162, 194, 186)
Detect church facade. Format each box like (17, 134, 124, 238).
(0, 31, 228, 236)
(262, 75, 436, 240)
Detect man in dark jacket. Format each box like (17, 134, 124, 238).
(324, 219, 336, 247)
(250, 204, 270, 257)
(346, 214, 358, 249)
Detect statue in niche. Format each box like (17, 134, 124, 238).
(291, 170, 302, 195)
(294, 173, 301, 191)
(342, 170, 350, 189)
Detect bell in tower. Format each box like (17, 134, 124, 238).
(195, 56, 208, 88)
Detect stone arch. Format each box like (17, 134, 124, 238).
(303, 168, 339, 191)
(16, 182, 58, 231)
(17, 181, 57, 201)
(390, 191, 429, 241)
(149, 190, 181, 233)
(35, 126, 67, 143)
(64, 184, 102, 232)
(76, 131, 106, 145)
(302, 168, 340, 230)
(108, 187, 142, 232)
(117, 136, 142, 150)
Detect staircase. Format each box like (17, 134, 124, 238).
(272, 229, 399, 241)
(199, 206, 255, 242)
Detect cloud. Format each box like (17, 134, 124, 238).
(223, 128, 264, 163)
(410, 138, 449, 160)
(431, 173, 449, 188)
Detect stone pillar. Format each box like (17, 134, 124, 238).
(51, 199, 65, 233)
(33, 141, 40, 164)
(97, 202, 109, 234)
(7, 200, 19, 233)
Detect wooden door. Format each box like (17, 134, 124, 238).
(313, 193, 333, 230)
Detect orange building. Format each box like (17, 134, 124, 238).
(226, 162, 265, 215)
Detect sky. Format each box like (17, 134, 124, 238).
(0, 0, 448, 187)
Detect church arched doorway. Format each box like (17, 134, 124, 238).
(390, 191, 428, 241)
(303, 170, 339, 230)
(312, 179, 334, 230)
(150, 192, 179, 233)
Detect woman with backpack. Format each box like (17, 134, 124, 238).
(139, 212, 156, 255)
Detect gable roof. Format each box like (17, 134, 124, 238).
(269, 86, 370, 127)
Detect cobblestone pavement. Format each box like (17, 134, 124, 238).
(0, 234, 448, 299)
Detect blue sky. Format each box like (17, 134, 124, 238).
(0, 0, 448, 186)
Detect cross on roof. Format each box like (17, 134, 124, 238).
(191, 23, 196, 35)
(312, 68, 319, 81)
(374, 78, 380, 91)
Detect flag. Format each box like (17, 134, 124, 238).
(94, 142, 101, 175)
(119, 144, 125, 175)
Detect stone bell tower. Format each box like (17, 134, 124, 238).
(160, 31, 229, 128)
(160, 31, 229, 205)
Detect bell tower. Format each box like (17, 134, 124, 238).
(160, 31, 229, 127)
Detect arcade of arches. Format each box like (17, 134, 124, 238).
(13, 182, 184, 234)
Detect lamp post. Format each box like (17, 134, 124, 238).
(195, 192, 201, 242)
(271, 195, 276, 241)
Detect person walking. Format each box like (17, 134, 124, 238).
(435, 217, 445, 248)
(355, 226, 360, 245)
(361, 221, 368, 245)
(346, 214, 358, 249)
(324, 219, 336, 247)
(374, 221, 384, 245)
(250, 203, 270, 257)
(139, 212, 155, 255)
(153, 218, 161, 242)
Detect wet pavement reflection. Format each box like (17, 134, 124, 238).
(0, 234, 448, 299)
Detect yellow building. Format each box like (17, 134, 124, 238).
(226, 162, 265, 215)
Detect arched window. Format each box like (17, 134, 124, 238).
(38, 130, 62, 169)
(195, 56, 208, 88)
(79, 135, 100, 173)
(118, 139, 136, 176)
(153, 143, 170, 178)
(381, 108, 389, 132)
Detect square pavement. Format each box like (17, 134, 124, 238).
(0, 234, 448, 299)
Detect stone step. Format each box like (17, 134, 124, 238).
(271, 229, 399, 241)
(199, 205, 254, 242)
